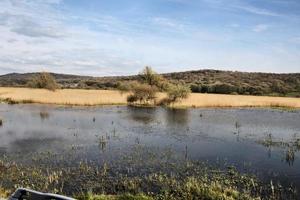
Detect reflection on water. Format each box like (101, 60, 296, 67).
(127, 106, 158, 124)
(165, 108, 189, 126)
(0, 104, 300, 189)
(39, 111, 50, 120)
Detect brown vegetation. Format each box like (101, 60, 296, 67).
(165, 84, 191, 104)
(27, 72, 60, 91)
(127, 83, 157, 105)
(120, 67, 190, 106)
(0, 87, 299, 108)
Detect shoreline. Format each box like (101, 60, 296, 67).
(0, 87, 300, 109)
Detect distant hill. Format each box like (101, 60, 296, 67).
(0, 70, 299, 97)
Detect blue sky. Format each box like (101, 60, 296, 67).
(0, 0, 299, 76)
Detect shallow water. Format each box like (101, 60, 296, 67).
(0, 104, 300, 189)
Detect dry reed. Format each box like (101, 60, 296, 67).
(0, 87, 299, 108)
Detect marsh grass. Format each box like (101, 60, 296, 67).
(0, 159, 295, 200)
(0, 87, 299, 108)
(77, 193, 153, 200)
(1, 142, 298, 200)
(0, 97, 34, 104)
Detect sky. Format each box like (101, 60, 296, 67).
(0, 0, 300, 76)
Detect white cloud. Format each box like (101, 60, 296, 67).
(152, 17, 182, 28)
(0, 0, 299, 75)
(0, 12, 65, 38)
(289, 37, 300, 44)
(252, 24, 269, 32)
(234, 5, 281, 16)
(229, 23, 240, 28)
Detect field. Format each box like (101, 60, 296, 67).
(0, 87, 300, 108)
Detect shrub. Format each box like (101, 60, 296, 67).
(27, 72, 59, 91)
(127, 94, 139, 103)
(165, 84, 191, 104)
(127, 83, 157, 105)
(117, 81, 139, 94)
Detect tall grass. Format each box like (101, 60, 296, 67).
(0, 87, 299, 108)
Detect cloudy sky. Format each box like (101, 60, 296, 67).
(0, 0, 299, 76)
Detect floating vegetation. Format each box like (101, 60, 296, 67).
(258, 133, 300, 165)
(259, 133, 287, 149)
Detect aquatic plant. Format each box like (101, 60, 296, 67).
(1, 141, 297, 200)
(257, 133, 300, 167)
(77, 192, 153, 200)
(99, 135, 107, 151)
(40, 111, 50, 120)
(286, 148, 295, 166)
(235, 121, 241, 129)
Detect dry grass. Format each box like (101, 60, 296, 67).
(0, 87, 300, 108)
(175, 93, 300, 108)
(0, 87, 128, 106)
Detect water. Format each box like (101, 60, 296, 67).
(0, 104, 300, 190)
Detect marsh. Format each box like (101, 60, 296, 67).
(0, 104, 300, 198)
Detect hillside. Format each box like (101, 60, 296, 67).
(0, 70, 299, 97)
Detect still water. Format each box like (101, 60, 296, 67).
(0, 104, 300, 189)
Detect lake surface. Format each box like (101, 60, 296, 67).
(0, 104, 300, 193)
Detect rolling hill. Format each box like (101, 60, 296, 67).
(0, 70, 299, 97)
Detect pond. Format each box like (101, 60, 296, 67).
(0, 104, 300, 198)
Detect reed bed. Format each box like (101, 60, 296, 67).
(0, 87, 299, 108)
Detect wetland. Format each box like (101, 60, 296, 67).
(0, 104, 300, 199)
